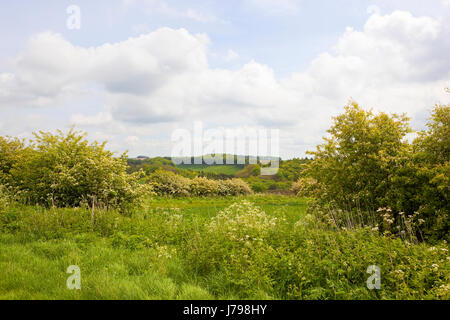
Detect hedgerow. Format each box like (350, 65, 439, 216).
(299, 102, 449, 241)
(0, 129, 150, 212)
(146, 169, 252, 197)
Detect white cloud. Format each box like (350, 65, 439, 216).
(1, 11, 449, 158)
(70, 112, 113, 127)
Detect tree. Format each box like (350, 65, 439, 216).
(0, 136, 31, 186)
(302, 101, 449, 241)
(303, 101, 411, 213)
(410, 104, 449, 240)
(10, 129, 149, 211)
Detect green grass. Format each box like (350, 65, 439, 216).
(176, 164, 245, 176)
(147, 195, 307, 222)
(0, 195, 448, 300)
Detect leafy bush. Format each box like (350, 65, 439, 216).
(0, 197, 448, 299)
(147, 170, 252, 197)
(146, 169, 191, 196)
(0, 184, 9, 212)
(301, 101, 449, 241)
(7, 129, 149, 211)
(0, 136, 31, 186)
(408, 104, 449, 241)
(218, 179, 253, 196)
(291, 177, 319, 197)
(303, 101, 411, 211)
(190, 177, 219, 197)
(185, 201, 279, 295)
(244, 177, 291, 193)
(183, 200, 449, 299)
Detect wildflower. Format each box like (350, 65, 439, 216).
(394, 269, 405, 279)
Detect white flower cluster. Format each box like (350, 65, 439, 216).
(207, 200, 277, 242)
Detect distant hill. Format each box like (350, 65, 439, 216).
(127, 155, 312, 193)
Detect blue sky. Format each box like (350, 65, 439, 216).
(0, 0, 449, 158)
(2, 0, 446, 74)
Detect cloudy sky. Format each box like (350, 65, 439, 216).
(0, 0, 449, 159)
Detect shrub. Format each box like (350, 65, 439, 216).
(148, 170, 253, 197)
(184, 200, 450, 299)
(290, 177, 319, 197)
(190, 177, 219, 197)
(300, 102, 450, 241)
(218, 179, 253, 196)
(0, 184, 9, 212)
(409, 104, 450, 241)
(9, 129, 149, 211)
(185, 200, 279, 295)
(0, 136, 31, 186)
(146, 169, 191, 197)
(303, 101, 411, 212)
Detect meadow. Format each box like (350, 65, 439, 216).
(0, 195, 448, 300)
(0, 102, 448, 300)
(177, 164, 246, 176)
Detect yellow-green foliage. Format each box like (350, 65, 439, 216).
(0, 185, 9, 211)
(0, 136, 31, 186)
(147, 169, 252, 197)
(0, 197, 448, 300)
(2, 129, 150, 211)
(409, 104, 449, 240)
(190, 177, 219, 197)
(304, 101, 411, 211)
(290, 177, 319, 197)
(185, 201, 280, 294)
(302, 102, 449, 241)
(146, 169, 191, 197)
(218, 178, 253, 196)
(183, 200, 449, 299)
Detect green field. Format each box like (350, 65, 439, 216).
(0, 195, 448, 300)
(176, 164, 245, 176)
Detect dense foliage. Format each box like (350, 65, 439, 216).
(128, 156, 311, 193)
(298, 102, 449, 241)
(0, 197, 448, 299)
(0, 100, 448, 300)
(146, 169, 253, 197)
(0, 129, 149, 211)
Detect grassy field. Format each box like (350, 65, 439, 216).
(176, 164, 245, 176)
(0, 195, 448, 300)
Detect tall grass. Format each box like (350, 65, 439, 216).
(0, 196, 448, 300)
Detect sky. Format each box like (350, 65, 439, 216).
(0, 0, 449, 159)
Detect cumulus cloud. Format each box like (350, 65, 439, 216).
(1, 11, 449, 158)
(288, 10, 450, 116)
(1, 28, 209, 108)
